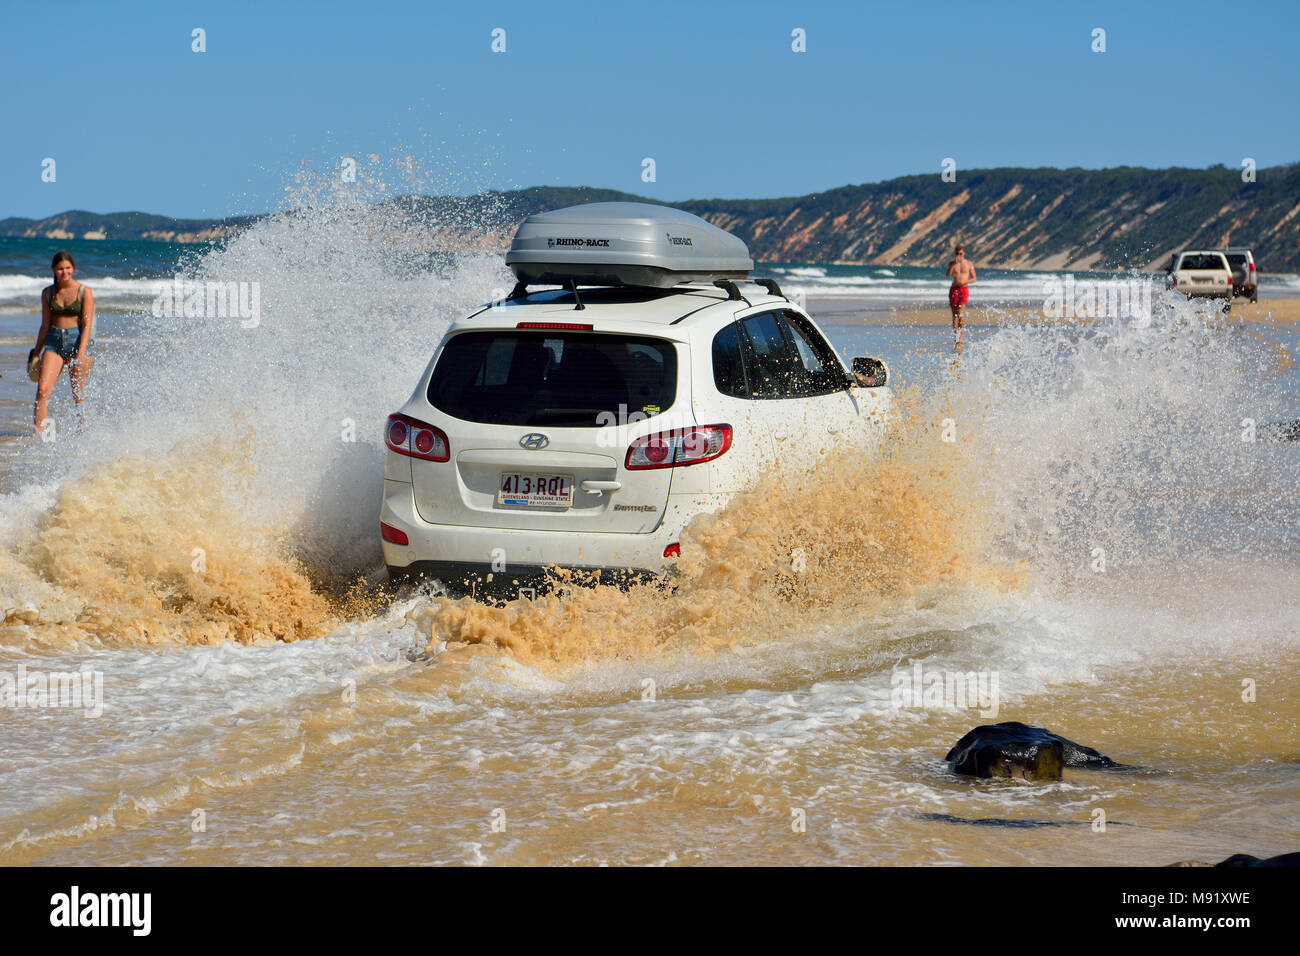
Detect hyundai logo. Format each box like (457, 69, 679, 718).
(519, 433, 550, 449)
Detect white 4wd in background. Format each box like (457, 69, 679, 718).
(1221, 247, 1259, 303)
(379, 203, 891, 597)
(1166, 250, 1234, 309)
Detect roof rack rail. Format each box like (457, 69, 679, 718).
(501, 274, 766, 315)
(713, 279, 749, 304)
(506, 279, 585, 310)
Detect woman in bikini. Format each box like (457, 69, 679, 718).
(32, 250, 95, 434)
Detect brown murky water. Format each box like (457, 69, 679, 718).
(1, 586, 1293, 866)
(2, 317, 1296, 865)
(2, 194, 1297, 866)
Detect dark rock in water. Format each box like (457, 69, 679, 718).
(1215, 851, 1300, 867)
(945, 721, 1124, 781)
(1171, 851, 1300, 867)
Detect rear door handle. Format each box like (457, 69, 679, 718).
(581, 480, 622, 497)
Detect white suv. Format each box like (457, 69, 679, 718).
(1166, 250, 1234, 309)
(379, 203, 891, 596)
(1221, 248, 1258, 303)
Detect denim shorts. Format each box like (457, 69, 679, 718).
(45, 326, 82, 362)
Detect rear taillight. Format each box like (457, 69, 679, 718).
(664, 543, 680, 558)
(385, 413, 449, 462)
(1248, 262, 1255, 272)
(625, 424, 732, 470)
(380, 522, 409, 545)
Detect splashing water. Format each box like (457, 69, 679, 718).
(0, 169, 1295, 667)
(410, 397, 1022, 670)
(2, 164, 515, 645)
(955, 306, 1299, 580)
(1, 175, 1296, 865)
(407, 299, 1299, 671)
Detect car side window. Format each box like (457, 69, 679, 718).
(712, 323, 748, 398)
(779, 311, 846, 396)
(739, 311, 802, 398)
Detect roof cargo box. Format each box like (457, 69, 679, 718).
(505, 202, 753, 288)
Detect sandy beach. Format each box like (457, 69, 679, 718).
(809, 294, 1300, 327)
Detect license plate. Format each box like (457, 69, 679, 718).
(498, 473, 573, 508)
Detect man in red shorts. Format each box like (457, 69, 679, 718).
(945, 244, 977, 345)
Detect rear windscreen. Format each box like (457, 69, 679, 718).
(1179, 254, 1227, 271)
(1225, 254, 1247, 267)
(427, 330, 678, 427)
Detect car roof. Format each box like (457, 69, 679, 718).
(453, 282, 791, 336)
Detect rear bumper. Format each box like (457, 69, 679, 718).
(379, 478, 725, 594)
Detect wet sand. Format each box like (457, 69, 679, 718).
(809, 295, 1300, 327)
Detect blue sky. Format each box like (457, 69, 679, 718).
(2, 0, 1297, 219)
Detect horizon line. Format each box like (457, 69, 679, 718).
(5, 159, 1296, 223)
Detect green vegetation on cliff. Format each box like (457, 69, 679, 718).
(4, 164, 1296, 271)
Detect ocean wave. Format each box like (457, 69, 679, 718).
(0, 275, 167, 315)
(766, 267, 1300, 299)
(791, 279, 1132, 300)
(3, 266, 1296, 312)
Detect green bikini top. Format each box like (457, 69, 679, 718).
(48, 283, 84, 317)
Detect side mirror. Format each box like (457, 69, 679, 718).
(852, 356, 888, 388)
